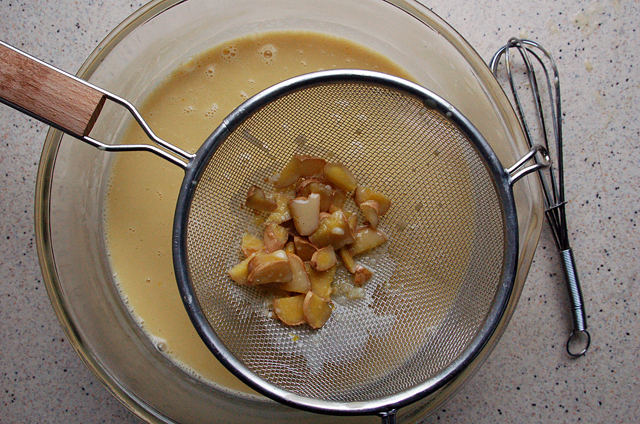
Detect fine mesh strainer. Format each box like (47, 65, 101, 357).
(1, 41, 547, 423)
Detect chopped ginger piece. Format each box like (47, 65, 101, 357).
(355, 186, 391, 216)
(293, 236, 318, 261)
(305, 263, 335, 301)
(324, 162, 357, 192)
(310, 246, 337, 272)
(246, 250, 292, 285)
(280, 253, 311, 293)
(338, 247, 357, 274)
(273, 295, 306, 326)
(241, 233, 263, 257)
(303, 292, 332, 329)
(245, 185, 277, 212)
(266, 192, 293, 224)
(289, 193, 321, 236)
(349, 227, 388, 256)
(308, 210, 354, 250)
(263, 222, 289, 253)
(359, 200, 380, 229)
(353, 265, 373, 286)
(227, 253, 257, 285)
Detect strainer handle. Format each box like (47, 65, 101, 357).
(0, 40, 193, 168)
(507, 144, 550, 184)
(0, 40, 105, 137)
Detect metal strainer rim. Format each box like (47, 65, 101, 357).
(172, 69, 519, 417)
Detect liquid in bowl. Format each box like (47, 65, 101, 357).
(105, 29, 415, 395)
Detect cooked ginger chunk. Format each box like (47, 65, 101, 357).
(273, 295, 306, 326)
(289, 193, 321, 236)
(303, 292, 332, 329)
(310, 246, 337, 272)
(245, 185, 277, 212)
(263, 222, 289, 253)
(280, 253, 311, 293)
(246, 250, 292, 285)
(354, 186, 391, 216)
(241, 233, 263, 257)
(349, 227, 388, 256)
(308, 210, 354, 250)
(324, 162, 357, 192)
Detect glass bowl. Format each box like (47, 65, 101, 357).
(34, 0, 543, 422)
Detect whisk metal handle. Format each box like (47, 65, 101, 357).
(560, 248, 591, 357)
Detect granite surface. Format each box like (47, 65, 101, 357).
(0, 0, 638, 422)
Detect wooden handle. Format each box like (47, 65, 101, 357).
(0, 41, 106, 137)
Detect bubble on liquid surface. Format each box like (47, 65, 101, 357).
(204, 103, 219, 118)
(148, 334, 168, 352)
(222, 45, 238, 62)
(258, 44, 277, 64)
(205, 65, 215, 79)
(179, 57, 196, 73)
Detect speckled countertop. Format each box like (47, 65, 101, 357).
(0, 0, 638, 422)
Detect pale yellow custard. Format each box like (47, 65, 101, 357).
(105, 30, 413, 394)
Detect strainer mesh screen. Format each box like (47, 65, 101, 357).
(184, 81, 505, 402)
